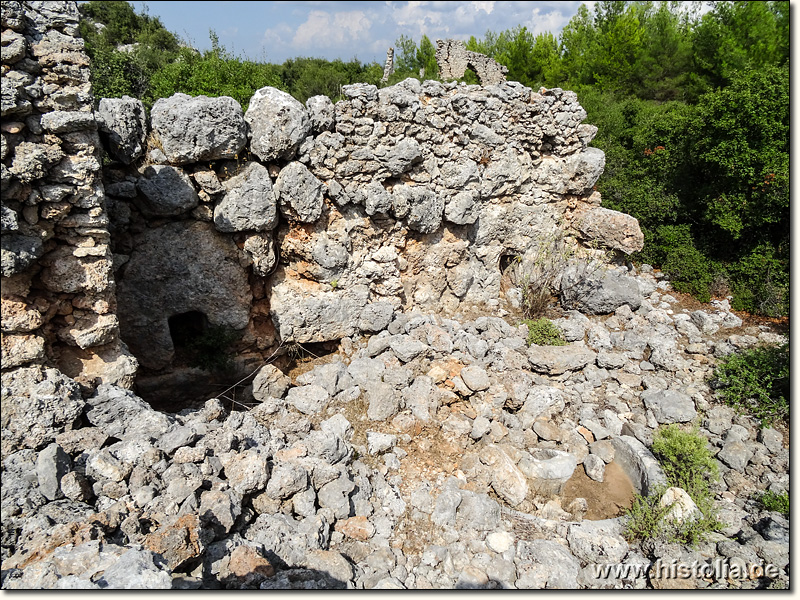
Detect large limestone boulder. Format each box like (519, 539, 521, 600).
(85, 383, 172, 441)
(275, 161, 324, 223)
(1, 366, 85, 454)
(116, 221, 252, 370)
(306, 95, 334, 133)
(518, 448, 577, 496)
(482, 444, 528, 507)
(527, 343, 596, 375)
(56, 341, 139, 390)
(40, 110, 96, 134)
(39, 246, 113, 294)
(573, 206, 644, 255)
(9, 141, 64, 182)
(641, 389, 697, 424)
(135, 165, 199, 216)
(213, 161, 278, 232)
(270, 282, 369, 343)
(246, 87, 311, 162)
(537, 147, 605, 195)
(150, 93, 247, 164)
(561, 263, 643, 314)
(395, 185, 444, 234)
(96, 96, 147, 164)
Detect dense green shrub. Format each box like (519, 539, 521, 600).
(79, 0, 180, 100)
(758, 490, 789, 516)
(146, 38, 282, 111)
(651, 424, 719, 498)
(727, 244, 788, 317)
(623, 486, 673, 543)
(523, 318, 566, 347)
(623, 484, 722, 547)
(278, 57, 383, 103)
(712, 342, 789, 425)
(624, 425, 722, 545)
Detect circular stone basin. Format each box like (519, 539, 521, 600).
(560, 436, 669, 521)
(518, 448, 577, 496)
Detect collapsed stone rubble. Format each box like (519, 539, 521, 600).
(1, 270, 790, 588)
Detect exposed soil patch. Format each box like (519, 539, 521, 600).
(561, 461, 636, 521)
(283, 341, 343, 383)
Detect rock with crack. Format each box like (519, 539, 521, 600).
(1, 366, 85, 454)
(482, 444, 528, 508)
(270, 282, 369, 344)
(527, 343, 596, 375)
(135, 165, 199, 217)
(214, 161, 277, 233)
(96, 96, 147, 164)
(561, 263, 643, 315)
(275, 161, 324, 223)
(573, 206, 644, 255)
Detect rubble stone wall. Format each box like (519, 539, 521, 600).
(1, 0, 643, 389)
(1, 1, 137, 390)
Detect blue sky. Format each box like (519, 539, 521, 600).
(131, 1, 597, 64)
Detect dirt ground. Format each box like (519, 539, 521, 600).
(561, 461, 636, 520)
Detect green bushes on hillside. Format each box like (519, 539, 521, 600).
(712, 342, 789, 425)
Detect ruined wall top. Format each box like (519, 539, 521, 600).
(435, 39, 509, 85)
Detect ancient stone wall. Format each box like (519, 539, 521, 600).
(1, 5, 790, 591)
(435, 39, 509, 85)
(1, 1, 643, 395)
(1, 1, 137, 389)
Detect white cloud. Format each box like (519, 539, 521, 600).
(389, 1, 449, 37)
(292, 10, 373, 49)
(525, 7, 571, 36)
(471, 1, 496, 15)
(262, 22, 294, 47)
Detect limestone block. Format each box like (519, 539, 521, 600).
(246, 86, 310, 162)
(136, 164, 198, 216)
(151, 93, 247, 164)
(275, 161, 324, 223)
(574, 206, 644, 255)
(214, 161, 277, 232)
(96, 96, 147, 164)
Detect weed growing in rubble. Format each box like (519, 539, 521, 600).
(624, 425, 722, 546)
(503, 230, 574, 319)
(758, 490, 789, 517)
(523, 317, 566, 346)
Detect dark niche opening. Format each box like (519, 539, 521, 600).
(499, 252, 519, 276)
(168, 310, 208, 348)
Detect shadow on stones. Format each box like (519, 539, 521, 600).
(454, 577, 506, 589)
